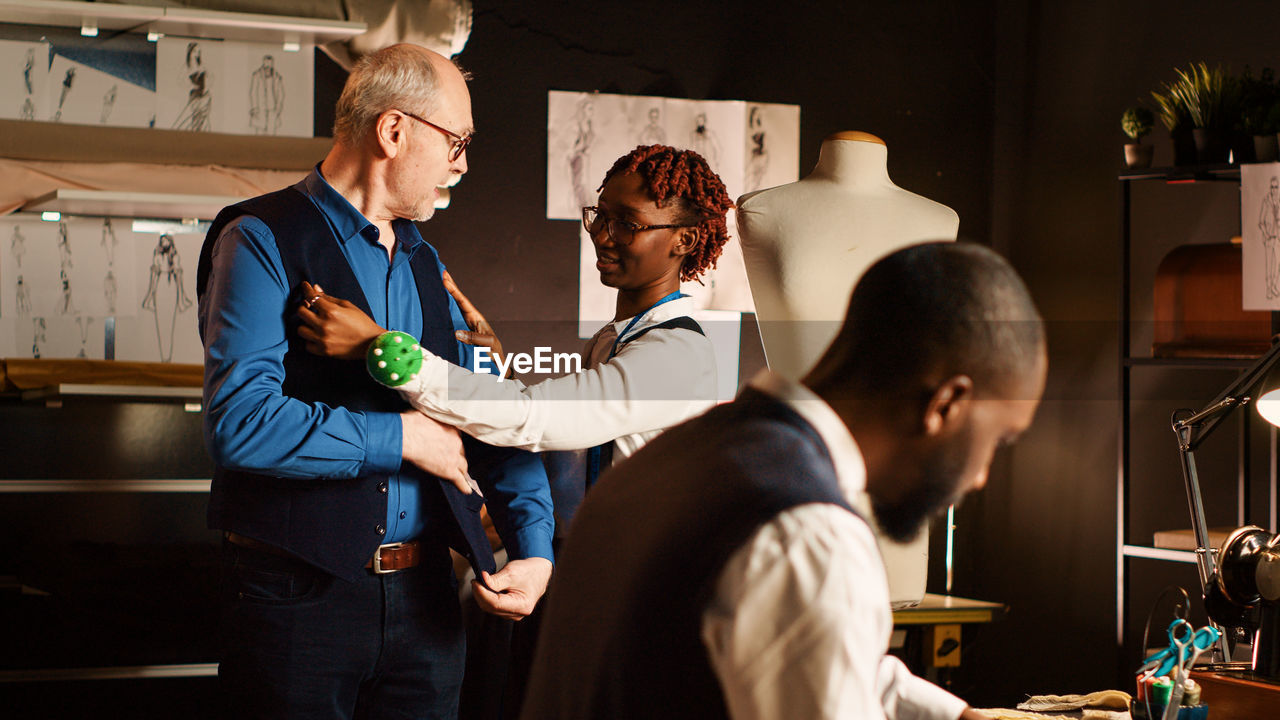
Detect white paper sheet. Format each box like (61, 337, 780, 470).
(156, 38, 224, 133)
(0, 39, 49, 122)
(0, 216, 142, 358)
(46, 53, 155, 128)
(743, 102, 802, 195)
(1242, 162, 1280, 310)
(115, 231, 202, 363)
(219, 41, 314, 137)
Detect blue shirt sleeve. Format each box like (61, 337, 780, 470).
(198, 216, 403, 479)
(434, 254, 554, 562)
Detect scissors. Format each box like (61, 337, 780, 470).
(1138, 619, 1218, 680)
(1136, 621, 1218, 720)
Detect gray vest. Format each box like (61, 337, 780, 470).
(521, 387, 860, 720)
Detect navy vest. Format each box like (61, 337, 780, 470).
(521, 388, 860, 720)
(197, 187, 491, 582)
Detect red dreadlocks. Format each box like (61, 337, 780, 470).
(599, 144, 734, 282)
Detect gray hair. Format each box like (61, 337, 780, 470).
(333, 45, 467, 144)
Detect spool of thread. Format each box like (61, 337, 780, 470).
(1181, 678, 1201, 706)
(1152, 675, 1174, 707)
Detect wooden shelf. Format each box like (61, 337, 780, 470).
(0, 119, 332, 171)
(19, 383, 202, 404)
(1126, 357, 1257, 370)
(1122, 544, 1199, 564)
(21, 188, 241, 221)
(0, 479, 210, 493)
(1119, 164, 1242, 182)
(0, 662, 218, 683)
(0, 0, 364, 45)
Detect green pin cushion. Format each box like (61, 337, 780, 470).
(366, 331, 423, 387)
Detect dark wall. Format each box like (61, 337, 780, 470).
(951, 0, 1280, 706)
(424, 0, 995, 362)
(429, 0, 1280, 708)
(425, 0, 1007, 705)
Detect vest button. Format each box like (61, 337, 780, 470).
(376, 524, 386, 536)
(377, 482, 388, 494)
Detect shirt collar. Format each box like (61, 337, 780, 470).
(746, 369, 866, 503)
(297, 164, 425, 256)
(605, 295, 698, 344)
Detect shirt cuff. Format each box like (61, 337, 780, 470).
(362, 411, 404, 475)
(397, 352, 452, 411)
(506, 524, 555, 564)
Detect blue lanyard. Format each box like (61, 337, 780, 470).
(608, 291, 686, 360)
(588, 290, 686, 489)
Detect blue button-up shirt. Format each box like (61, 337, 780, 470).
(200, 167, 552, 559)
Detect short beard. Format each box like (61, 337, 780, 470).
(870, 432, 969, 544)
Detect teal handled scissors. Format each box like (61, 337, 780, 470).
(1138, 619, 1219, 680)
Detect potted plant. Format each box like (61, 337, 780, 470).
(1151, 85, 1195, 166)
(1121, 106, 1155, 168)
(1164, 62, 1240, 164)
(1242, 67, 1280, 162)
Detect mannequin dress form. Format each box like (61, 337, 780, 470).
(737, 131, 958, 608)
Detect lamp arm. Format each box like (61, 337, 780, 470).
(1174, 337, 1280, 450)
(1169, 336, 1280, 664)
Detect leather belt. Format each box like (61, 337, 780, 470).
(225, 532, 420, 575)
(366, 541, 420, 574)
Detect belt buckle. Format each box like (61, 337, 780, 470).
(370, 542, 405, 575)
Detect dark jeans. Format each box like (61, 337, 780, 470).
(217, 539, 465, 720)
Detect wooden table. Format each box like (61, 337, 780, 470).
(1189, 669, 1280, 720)
(892, 593, 1005, 680)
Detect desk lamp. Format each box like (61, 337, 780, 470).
(1172, 337, 1280, 677)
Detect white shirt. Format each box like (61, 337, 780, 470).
(394, 296, 718, 459)
(701, 371, 968, 720)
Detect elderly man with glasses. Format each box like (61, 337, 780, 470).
(196, 43, 553, 720)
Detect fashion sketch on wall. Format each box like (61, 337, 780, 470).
(566, 95, 596, 213)
(174, 42, 212, 131)
(140, 234, 193, 362)
(45, 51, 155, 128)
(0, 217, 150, 360)
(636, 106, 666, 146)
(0, 39, 50, 122)
(221, 40, 314, 137)
(1242, 163, 1280, 309)
(547, 91, 799, 219)
(157, 38, 221, 132)
(248, 55, 286, 134)
(56, 222, 77, 315)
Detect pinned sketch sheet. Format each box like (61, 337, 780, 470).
(156, 38, 313, 137)
(549, 91, 800, 321)
(47, 52, 156, 128)
(1243, 162, 1280, 310)
(0, 39, 50, 122)
(547, 91, 799, 218)
(1, 216, 201, 363)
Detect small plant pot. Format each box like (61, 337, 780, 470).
(1192, 128, 1230, 164)
(1256, 135, 1280, 163)
(1124, 143, 1154, 168)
